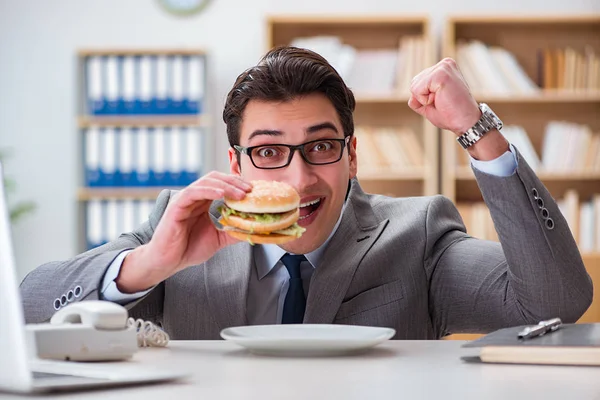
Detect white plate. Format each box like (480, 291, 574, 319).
(220, 324, 396, 356)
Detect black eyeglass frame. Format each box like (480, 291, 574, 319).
(233, 136, 352, 170)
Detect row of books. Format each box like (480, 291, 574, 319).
(84, 127, 203, 187)
(457, 192, 600, 252)
(456, 202, 499, 242)
(290, 35, 428, 96)
(85, 55, 205, 115)
(540, 47, 600, 91)
(456, 40, 539, 95)
(539, 122, 600, 172)
(559, 190, 600, 252)
(456, 121, 600, 173)
(354, 126, 424, 174)
(86, 199, 155, 250)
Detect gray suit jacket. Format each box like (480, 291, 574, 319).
(20, 150, 593, 339)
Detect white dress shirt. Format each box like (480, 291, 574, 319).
(101, 145, 518, 324)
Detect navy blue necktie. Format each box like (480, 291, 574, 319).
(281, 254, 307, 324)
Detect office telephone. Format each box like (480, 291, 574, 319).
(25, 300, 169, 362)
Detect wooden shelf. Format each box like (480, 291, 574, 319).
(266, 15, 429, 49)
(358, 169, 426, 181)
(448, 14, 599, 24)
(77, 187, 182, 201)
(78, 49, 206, 56)
(78, 115, 209, 128)
(583, 252, 600, 260)
(354, 94, 410, 103)
(473, 91, 600, 104)
(454, 167, 600, 181)
(267, 15, 429, 25)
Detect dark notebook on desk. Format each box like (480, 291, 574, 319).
(461, 323, 600, 366)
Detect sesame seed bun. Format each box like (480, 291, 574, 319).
(224, 180, 300, 214)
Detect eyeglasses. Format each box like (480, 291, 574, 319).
(234, 136, 351, 170)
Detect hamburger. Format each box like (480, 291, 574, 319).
(219, 180, 306, 245)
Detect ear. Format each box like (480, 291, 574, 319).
(348, 135, 358, 180)
(228, 147, 241, 176)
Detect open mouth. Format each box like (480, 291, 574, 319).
(299, 198, 323, 221)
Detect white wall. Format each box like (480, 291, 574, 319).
(1, 0, 598, 279)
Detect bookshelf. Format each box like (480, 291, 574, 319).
(78, 115, 209, 128)
(77, 188, 169, 201)
(266, 15, 438, 197)
(76, 49, 208, 251)
(442, 16, 600, 339)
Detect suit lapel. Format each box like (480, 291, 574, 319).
(204, 241, 253, 330)
(304, 179, 389, 324)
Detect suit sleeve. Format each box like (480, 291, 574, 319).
(424, 148, 593, 337)
(19, 189, 173, 324)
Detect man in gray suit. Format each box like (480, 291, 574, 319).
(20, 47, 592, 339)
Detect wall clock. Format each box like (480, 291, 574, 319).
(157, 0, 211, 16)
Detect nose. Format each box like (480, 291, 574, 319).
(284, 149, 318, 193)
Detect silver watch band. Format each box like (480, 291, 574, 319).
(456, 103, 502, 150)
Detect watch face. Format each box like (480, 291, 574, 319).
(157, 0, 211, 16)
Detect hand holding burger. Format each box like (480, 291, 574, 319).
(219, 180, 306, 245)
(114, 172, 253, 293)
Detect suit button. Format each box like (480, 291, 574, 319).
(53, 298, 61, 310)
(74, 286, 83, 298)
(536, 197, 544, 209)
(541, 207, 549, 219)
(67, 290, 75, 302)
(532, 188, 539, 199)
(60, 295, 67, 306)
(545, 218, 555, 230)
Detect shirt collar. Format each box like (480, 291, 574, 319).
(254, 202, 346, 280)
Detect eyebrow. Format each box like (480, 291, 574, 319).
(306, 122, 338, 134)
(247, 122, 339, 142)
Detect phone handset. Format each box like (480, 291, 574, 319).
(50, 300, 128, 330)
(51, 300, 169, 347)
(27, 300, 169, 361)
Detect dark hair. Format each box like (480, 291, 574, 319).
(223, 46, 356, 147)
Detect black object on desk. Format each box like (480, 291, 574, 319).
(461, 321, 600, 366)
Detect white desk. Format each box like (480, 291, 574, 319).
(4, 341, 600, 399)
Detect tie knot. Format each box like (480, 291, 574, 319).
(281, 254, 306, 279)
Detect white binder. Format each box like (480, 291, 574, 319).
(86, 200, 104, 249)
(167, 127, 184, 186)
(187, 56, 204, 114)
(86, 56, 104, 114)
(101, 128, 117, 186)
(139, 56, 153, 114)
(135, 128, 150, 186)
(155, 55, 169, 113)
(122, 199, 136, 234)
(151, 127, 167, 186)
(122, 56, 136, 114)
(184, 127, 202, 183)
(170, 55, 185, 113)
(85, 127, 101, 186)
(105, 200, 119, 243)
(105, 56, 120, 114)
(118, 128, 134, 186)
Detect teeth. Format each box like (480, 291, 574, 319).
(300, 198, 321, 208)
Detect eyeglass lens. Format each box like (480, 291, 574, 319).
(250, 139, 344, 168)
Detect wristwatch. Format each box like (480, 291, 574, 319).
(456, 103, 503, 149)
